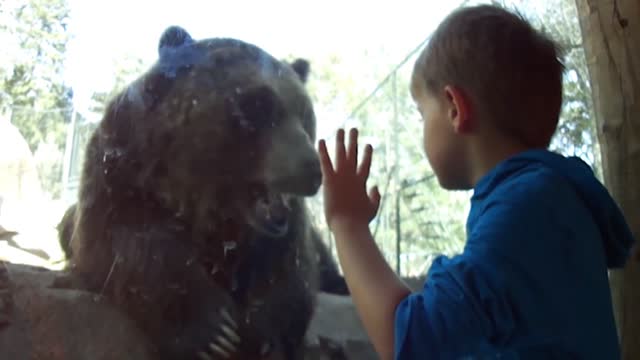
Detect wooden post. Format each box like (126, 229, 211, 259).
(574, 0, 640, 358)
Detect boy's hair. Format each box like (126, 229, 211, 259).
(411, 4, 565, 148)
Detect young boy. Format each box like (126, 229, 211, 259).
(317, 4, 635, 360)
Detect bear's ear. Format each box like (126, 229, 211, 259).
(158, 26, 194, 56)
(289, 58, 310, 84)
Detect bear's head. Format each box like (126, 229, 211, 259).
(98, 26, 321, 238)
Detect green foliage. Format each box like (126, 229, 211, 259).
(0, 0, 73, 198)
(88, 55, 148, 115)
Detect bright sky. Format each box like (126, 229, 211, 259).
(64, 0, 464, 116)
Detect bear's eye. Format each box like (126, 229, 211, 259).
(226, 86, 283, 132)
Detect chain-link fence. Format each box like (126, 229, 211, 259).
(306, 37, 470, 278)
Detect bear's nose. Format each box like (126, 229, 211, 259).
(302, 159, 323, 190)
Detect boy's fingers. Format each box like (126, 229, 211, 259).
(318, 139, 335, 177)
(358, 144, 373, 179)
(335, 128, 346, 171)
(347, 128, 358, 172)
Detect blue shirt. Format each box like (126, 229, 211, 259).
(394, 149, 635, 359)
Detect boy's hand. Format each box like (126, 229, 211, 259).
(317, 128, 381, 232)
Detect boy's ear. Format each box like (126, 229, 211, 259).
(444, 85, 473, 134)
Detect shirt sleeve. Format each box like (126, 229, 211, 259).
(392, 181, 561, 360)
(393, 253, 517, 359)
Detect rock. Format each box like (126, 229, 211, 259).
(304, 293, 377, 359)
(0, 261, 152, 360)
(0, 261, 427, 359)
(303, 275, 426, 359)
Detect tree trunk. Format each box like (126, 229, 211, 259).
(574, 0, 640, 358)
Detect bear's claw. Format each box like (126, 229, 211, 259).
(198, 308, 241, 359)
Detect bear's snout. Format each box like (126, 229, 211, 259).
(301, 158, 322, 191)
(265, 157, 322, 197)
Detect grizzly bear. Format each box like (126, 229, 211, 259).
(66, 26, 348, 360)
(58, 204, 348, 295)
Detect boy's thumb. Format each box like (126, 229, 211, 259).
(370, 186, 381, 210)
